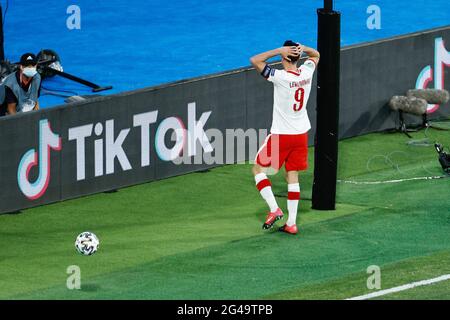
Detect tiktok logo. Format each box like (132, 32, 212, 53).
(416, 37, 450, 113)
(17, 119, 62, 200)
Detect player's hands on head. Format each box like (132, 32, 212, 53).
(280, 46, 301, 61)
(296, 43, 304, 56)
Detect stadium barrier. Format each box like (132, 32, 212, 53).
(1, 26, 449, 214)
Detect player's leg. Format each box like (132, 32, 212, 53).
(252, 164, 280, 214)
(253, 134, 285, 229)
(278, 170, 300, 235)
(279, 134, 308, 235)
(286, 170, 301, 227)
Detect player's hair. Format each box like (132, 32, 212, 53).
(283, 40, 300, 63)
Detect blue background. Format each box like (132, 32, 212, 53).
(2, 0, 449, 108)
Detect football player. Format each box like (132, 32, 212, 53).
(250, 40, 320, 234)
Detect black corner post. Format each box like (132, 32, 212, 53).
(312, 0, 341, 210)
(0, 5, 4, 62)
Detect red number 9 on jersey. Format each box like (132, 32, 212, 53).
(293, 88, 305, 111)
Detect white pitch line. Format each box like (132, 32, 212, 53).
(337, 175, 448, 185)
(346, 274, 450, 300)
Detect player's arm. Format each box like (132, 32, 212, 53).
(5, 87, 17, 115)
(35, 75, 42, 111)
(7, 102, 17, 115)
(299, 44, 320, 65)
(250, 46, 300, 74)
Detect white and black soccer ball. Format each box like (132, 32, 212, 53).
(75, 232, 100, 256)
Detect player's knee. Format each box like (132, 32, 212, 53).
(252, 164, 263, 176)
(286, 171, 299, 184)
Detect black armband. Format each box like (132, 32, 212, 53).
(261, 64, 273, 79)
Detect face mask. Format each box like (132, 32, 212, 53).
(22, 67, 37, 78)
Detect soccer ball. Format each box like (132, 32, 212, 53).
(75, 232, 100, 256)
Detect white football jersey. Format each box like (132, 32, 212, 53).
(265, 59, 316, 134)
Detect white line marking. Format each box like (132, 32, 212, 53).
(337, 175, 448, 185)
(346, 274, 450, 300)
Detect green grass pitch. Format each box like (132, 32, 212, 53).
(1, 126, 449, 300)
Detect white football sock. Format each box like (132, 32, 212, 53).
(255, 173, 279, 213)
(287, 183, 300, 226)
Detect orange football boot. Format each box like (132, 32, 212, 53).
(262, 208, 284, 230)
(279, 224, 298, 235)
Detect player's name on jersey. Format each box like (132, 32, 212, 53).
(289, 78, 311, 88)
